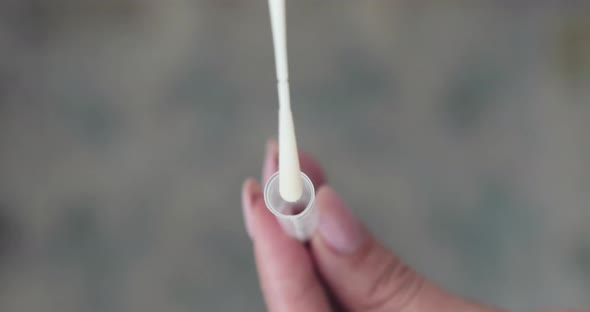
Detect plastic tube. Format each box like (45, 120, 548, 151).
(264, 171, 318, 241)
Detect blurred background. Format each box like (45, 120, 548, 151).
(0, 1, 589, 311)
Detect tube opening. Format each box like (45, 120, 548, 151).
(264, 172, 314, 219)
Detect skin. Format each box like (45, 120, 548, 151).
(241, 139, 584, 312)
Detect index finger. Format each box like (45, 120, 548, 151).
(243, 179, 330, 311)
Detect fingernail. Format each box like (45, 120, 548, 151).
(241, 178, 262, 238)
(262, 138, 278, 182)
(316, 186, 366, 254)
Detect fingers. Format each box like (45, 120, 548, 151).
(262, 139, 326, 189)
(262, 139, 279, 183)
(242, 179, 330, 312)
(241, 140, 330, 311)
(311, 186, 504, 312)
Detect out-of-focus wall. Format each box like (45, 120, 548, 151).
(0, 1, 588, 311)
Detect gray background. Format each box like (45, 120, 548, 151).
(0, 1, 589, 311)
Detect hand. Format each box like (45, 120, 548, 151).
(241, 140, 574, 312)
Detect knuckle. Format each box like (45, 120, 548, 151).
(361, 255, 425, 312)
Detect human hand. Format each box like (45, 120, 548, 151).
(241, 140, 576, 312)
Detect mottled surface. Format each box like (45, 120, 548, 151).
(0, 1, 589, 311)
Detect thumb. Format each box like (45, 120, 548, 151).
(310, 186, 504, 312)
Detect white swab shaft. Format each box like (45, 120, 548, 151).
(269, 0, 288, 83)
(268, 0, 302, 202)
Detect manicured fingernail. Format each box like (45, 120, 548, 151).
(316, 186, 366, 254)
(241, 178, 262, 238)
(262, 138, 279, 182)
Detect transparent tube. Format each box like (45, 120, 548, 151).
(263, 171, 318, 241)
